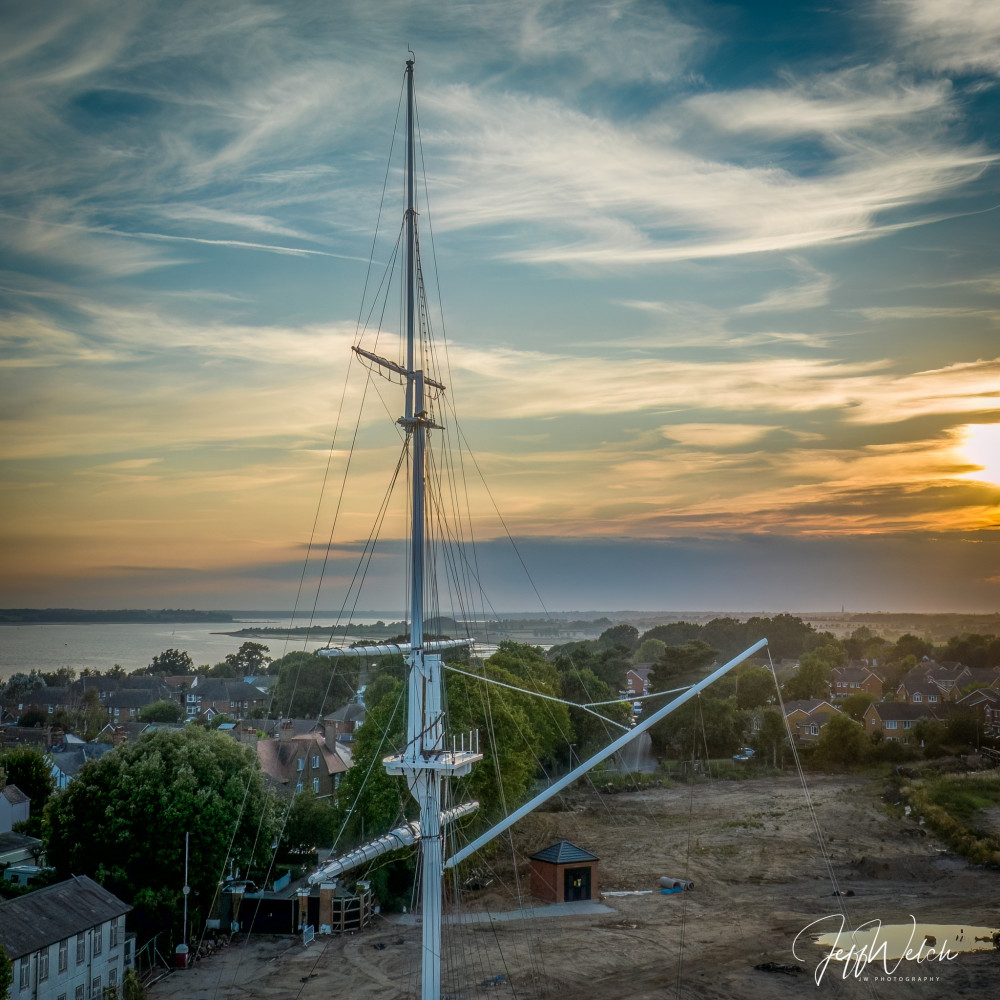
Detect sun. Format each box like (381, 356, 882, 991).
(960, 424, 1000, 485)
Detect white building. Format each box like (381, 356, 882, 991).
(0, 875, 131, 1000)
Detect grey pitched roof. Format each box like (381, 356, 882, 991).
(0, 875, 130, 959)
(1, 784, 29, 806)
(325, 703, 366, 724)
(529, 840, 599, 864)
(869, 701, 941, 722)
(49, 742, 114, 777)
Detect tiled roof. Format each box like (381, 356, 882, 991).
(869, 701, 941, 722)
(529, 840, 599, 864)
(1, 784, 29, 806)
(0, 875, 130, 959)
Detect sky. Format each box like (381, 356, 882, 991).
(1, 0, 999, 614)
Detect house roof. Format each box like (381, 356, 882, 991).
(256, 734, 351, 786)
(0, 874, 130, 959)
(1, 784, 29, 806)
(529, 840, 599, 864)
(0, 831, 42, 860)
(867, 701, 941, 722)
(192, 679, 268, 701)
(782, 699, 839, 717)
(325, 703, 366, 724)
(49, 742, 114, 777)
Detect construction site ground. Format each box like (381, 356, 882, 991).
(149, 771, 999, 1000)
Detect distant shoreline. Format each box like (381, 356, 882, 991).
(0, 609, 237, 625)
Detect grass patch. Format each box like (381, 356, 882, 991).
(900, 771, 1000, 867)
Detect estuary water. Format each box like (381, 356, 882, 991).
(0, 618, 374, 682)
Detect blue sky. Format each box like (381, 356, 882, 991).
(1, 0, 998, 612)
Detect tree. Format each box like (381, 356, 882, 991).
(596, 623, 638, 653)
(783, 644, 844, 701)
(44, 727, 278, 941)
(281, 790, 338, 851)
(813, 714, 868, 769)
(1, 746, 55, 816)
(753, 709, 790, 767)
(17, 707, 46, 728)
(79, 689, 109, 741)
(0, 943, 11, 1000)
(2, 671, 45, 702)
(146, 648, 194, 675)
(841, 692, 876, 722)
(648, 640, 718, 691)
(633, 638, 666, 664)
(735, 666, 777, 709)
(270, 651, 359, 718)
(139, 700, 184, 723)
(648, 695, 745, 758)
(557, 667, 631, 755)
(225, 641, 271, 676)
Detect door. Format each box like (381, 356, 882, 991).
(563, 866, 591, 902)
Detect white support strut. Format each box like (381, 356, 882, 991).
(444, 637, 768, 869)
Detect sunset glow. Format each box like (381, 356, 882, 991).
(1, 1, 999, 611)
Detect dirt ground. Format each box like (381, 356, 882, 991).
(149, 772, 999, 1000)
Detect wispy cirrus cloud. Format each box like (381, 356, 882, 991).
(887, 0, 1000, 75)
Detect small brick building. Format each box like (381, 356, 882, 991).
(529, 840, 599, 903)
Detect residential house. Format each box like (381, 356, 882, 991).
(324, 703, 366, 742)
(954, 667, 1000, 695)
(895, 676, 949, 707)
(0, 874, 131, 1000)
(829, 666, 883, 701)
(954, 688, 1000, 731)
(0, 726, 62, 751)
(0, 831, 44, 868)
(182, 679, 268, 720)
(256, 725, 352, 799)
(782, 699, 843, 743)
(863, 701, 940, 744)
(625, 664, 653, 697)
(48, 741, 115, 791)
(0, 785, 29, 834)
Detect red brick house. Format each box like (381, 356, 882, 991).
(829, 666, 883, 701)
(863, 701, 940, 743)
(256, 727, 352, 800)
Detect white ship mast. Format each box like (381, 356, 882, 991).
(317, 56, 481, 1000)
(314, 56, 768, 1000)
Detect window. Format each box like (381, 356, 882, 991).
(313, 778, 320, 794)
(913, 693, 922, 703)
(59, 938, 68, 973)
(39, 947, 50, 981)
(93, 926, 102, 956)
(92, 976, 101, 998)
(58, 994, 67, 1000)
(77, 932, 86, 964)
(929, 695, 938, 703)
(110, 918, 119, 949)
(295, 781, 303, 794)
(76, 986, 84, 1000)
(903, 721, 912, 730)
(886, 720, 898, 729)
(312, 755, 320, 769)
(109, 968, 119, 988)
(297, 758, 304, 771)
(19, 958, 29, 990)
